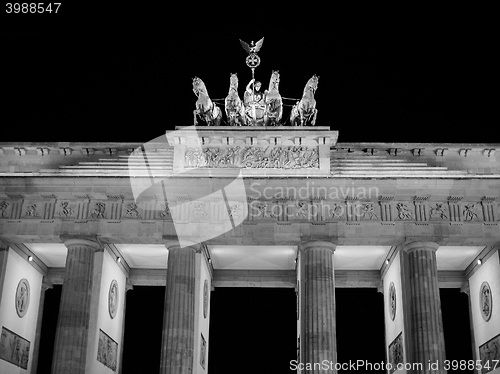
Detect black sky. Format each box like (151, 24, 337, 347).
(1, 7, 495, 144)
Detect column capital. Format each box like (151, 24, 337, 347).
(0, 238, 8, 251)
(125, 278, 134, 292)
(42, 276, 53, 292)
(299, 240, 336, 253)
(163, 238, 202, 253)
(460, 282, 470, 296)
(60, 235, 102, 251)
(402, 241, 439, 253)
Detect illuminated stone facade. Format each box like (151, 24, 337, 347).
(0, 126, 499, 373)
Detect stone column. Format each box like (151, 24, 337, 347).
(160, 241, 199, 374)
(299, 240, 337, 373)
(51, 237, 101, 374)
(32, 277, 53, 374)
(0, 240, 8, 306)
(118, 279, 133, 374)
(403, 241, 447, 374)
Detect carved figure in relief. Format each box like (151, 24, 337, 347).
(0, 201, 9, 217)
(389, 335, 404, 374)
(480, 338, 500, 373)
(97, 338, 106, 363)
(264, 70, 283, 126)
(25, 204, 39, 217)
(58, 201, 74, 217)
(229, 203, 243, 220)
(224, 73, 247, 126)
(185, 148, 206, 168)
(396, 203, 412, 220)
(15, 279, 30, 318)
(256, 202, 278, 219)
(361, 203, 378, 220)
(329, 203, 344, 219)
(480, 283, 492, 320)
(290, 75, 319, 126)
(185, 146, 319, 169)
(16, 285, 27, 315)
(11, 336, 22, 366)
(108, 280, 118, 319)
(91, 202, 106, 219)
(192, 77, 222, 126)
(159, 204, 170, 218)
(296, 201, 310, 218)
(430, 203, 448, 220)
(107, 340, 116, 370)
(463, 203, 479, 221)
(193, 202, 208, 220)
(125, 203, 141, 218)
(204, 148, 222, 168)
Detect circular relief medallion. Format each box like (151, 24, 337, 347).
(203, 280, 209, 319)
(389, 282, 396, 321)
(480, 281, 492, 321)
(108, 280, 119, 319)
(15, 278, 30, 318)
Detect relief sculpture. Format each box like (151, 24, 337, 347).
(479, 333, 500, 374)
(0, 327, 30, 369)
(185, 146, 319, 169)
(97, 329, 118, 371)
(388, 332, 404, 374)
(480, 282, 492, 321)
(16, 279, 30, 318)
(0, 201, 9, 218)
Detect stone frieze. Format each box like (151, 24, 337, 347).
(0, 197, 498, 224)
(184, 146, 319, 169)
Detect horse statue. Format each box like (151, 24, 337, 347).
(289, 75, 319, 126)
(224, 73, 247, 126)
(192, 77, 222, 126)
(264, 70, 283, 126)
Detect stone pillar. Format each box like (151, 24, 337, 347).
(460, 283, 477, 366)
(160, 241, 199, 374)
(0, 240, 8, 307)
(32, 277, 53, 374)
(403, 241, 446, 374)
(51, 237, 101, 374)
(118, 279, 133, 374)
(299, 240, 337, 373)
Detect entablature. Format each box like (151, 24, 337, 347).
(1, 126, 499, 177)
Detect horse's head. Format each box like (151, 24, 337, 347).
(304, 75, 319, 94)
(229, 73, 238, 89)
(192, 76, 207, 96)
(269, 70, 280, 90)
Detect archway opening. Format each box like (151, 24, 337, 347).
(336, 288, 386, 372)
(208, 287, 297, 374)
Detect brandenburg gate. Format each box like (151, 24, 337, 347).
(0, 124, 499, 373)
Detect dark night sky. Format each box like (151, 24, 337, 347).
(1, 6, 496, 144)
(2, 6, 487, 373)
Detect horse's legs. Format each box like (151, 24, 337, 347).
(311, 109, 318, 126)
(193, 109, 199, 126)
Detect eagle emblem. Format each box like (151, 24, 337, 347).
(239, 37, 264, 54)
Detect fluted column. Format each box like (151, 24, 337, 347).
(51, 237, 101, 374)
(403, 241, 446, 374)
(300, 240, 337, 373)
(160, 241, 199, 374)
